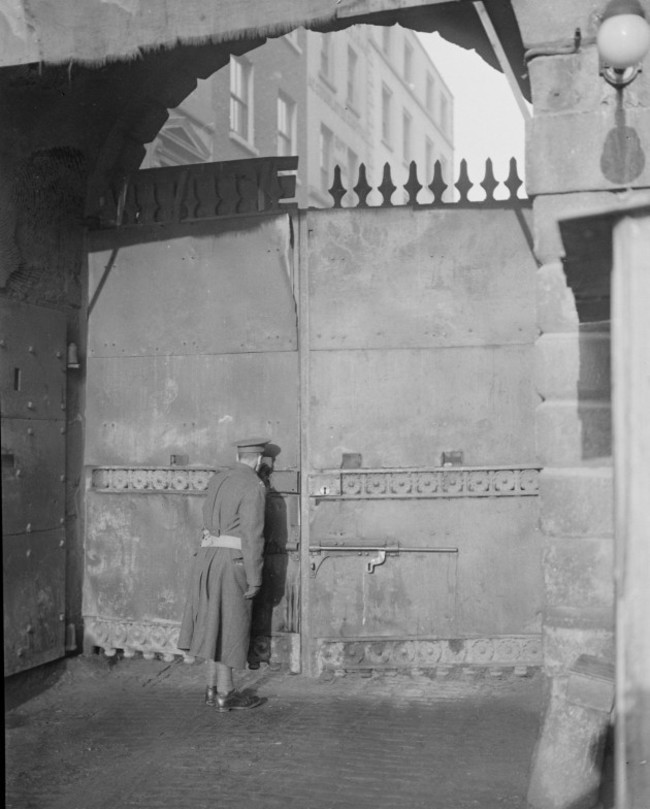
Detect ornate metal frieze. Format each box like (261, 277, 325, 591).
(309, 466, 541, 499)
(317, 635, 542, 673)
(84, 616, 184, 662)
(91, 466, 213, 494)
(84, 615, 297, 668)
(95, 156, 299, 229)
(90, 467, 300, 495)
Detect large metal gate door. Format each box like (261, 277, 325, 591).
(1, 299, 67, 676)
(84, 213, 300, 667)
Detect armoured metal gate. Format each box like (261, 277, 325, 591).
(1, 299, 67, 676)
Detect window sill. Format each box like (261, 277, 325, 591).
(229, 130, 259, 156)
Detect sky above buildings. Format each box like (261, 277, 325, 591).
(417, 31, 531, 199)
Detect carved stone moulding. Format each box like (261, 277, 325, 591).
(316, 635, 542, 674)
(309, 466, 541, 499)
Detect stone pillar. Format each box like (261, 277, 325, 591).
(510, 1, 650, 806)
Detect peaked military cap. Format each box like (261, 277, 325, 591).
(233, 436, 271, 453)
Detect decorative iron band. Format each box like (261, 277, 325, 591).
(309, 466, 541, 499)
(317, 635, 542, 672)
(91, 467, 213, 494)
(84, 616, 183, 661)
(84, 616, 295, 667)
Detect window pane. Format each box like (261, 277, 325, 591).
(382, 85, 391, 143)
(277, 94, 295, 156)
(402, 110, 411, 162)
(230, 57, 251, 141)
(320, 125, 333, 192)
(426, 74, 435, 113)
(404, 43, 413, 83)
(347, 47, 357, 104)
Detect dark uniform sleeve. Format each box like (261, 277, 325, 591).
(239, 480, 266, 588)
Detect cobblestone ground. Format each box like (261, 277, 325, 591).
(5, 655, 544, 809)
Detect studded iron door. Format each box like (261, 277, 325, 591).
(1, 299, 67, 676)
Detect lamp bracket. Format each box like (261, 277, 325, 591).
(600, 62, 643, 86)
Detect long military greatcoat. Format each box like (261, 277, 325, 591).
(177, 462, 266, 669)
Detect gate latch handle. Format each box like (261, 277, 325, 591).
(366, 550, 386, 574)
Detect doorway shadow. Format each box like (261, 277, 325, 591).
(249, 445, 293, 668)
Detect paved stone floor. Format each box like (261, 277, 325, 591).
(6, 654, 545, 809)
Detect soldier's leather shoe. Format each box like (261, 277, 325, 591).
(215, 690, 263, 712)
(205, 686, 217, 707)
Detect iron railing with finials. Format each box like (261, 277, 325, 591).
(326, 157, 526, 209)
(91, 155, 527, 229)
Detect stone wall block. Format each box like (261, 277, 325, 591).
(535, 400, 612, 465)
(535, 330, 610, 400)
(528, 48, 602, 114)
(512, 0, 603, 49)
(543, 620, 614, 676)
(528, 105, 650, 196)
(540, 467, 613, 537)
(543, 536, 614, 612)
(536, 262, 579, 334)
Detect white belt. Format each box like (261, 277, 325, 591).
(201, 533, 242, 550)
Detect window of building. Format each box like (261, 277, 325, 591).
(425, 137, 434, 181)
(320, 125, 334, 193)
(404, 41, 413, 84)
(381, 84, 392, 144)
(277, 93, 296, 156)
(320, 34, 333, 81)
(347, 147, 359, 191)
(347, 46, 358, 107)
(440, 95, 449, 135)
(426, 74, 435, 114)
(402, 110, 412, 163)
(230, 56, 253, 143)
(382, 26, 390, 55)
